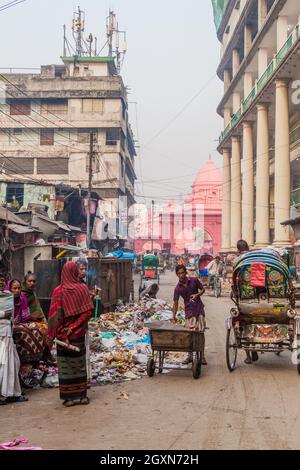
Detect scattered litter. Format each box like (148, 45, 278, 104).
(117, 391, 129, 400)
(0, 439, 43, 450)
(88, 297, 185, 385)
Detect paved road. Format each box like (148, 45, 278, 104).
(1, 271, 300, 450)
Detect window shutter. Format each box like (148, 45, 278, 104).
(37, 158, 68, 175)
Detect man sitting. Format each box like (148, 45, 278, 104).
(206, 255, 224, 288)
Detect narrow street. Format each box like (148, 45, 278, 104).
(1, 270, 300, 451)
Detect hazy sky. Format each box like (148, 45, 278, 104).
(0, 0, 223, 202)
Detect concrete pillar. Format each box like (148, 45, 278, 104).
(242, 122, 254, 246)
(231, 137, 242, 249)
(224, 69, 231, 94)
(222, 149, 231, 251)
(277, 16, 288, 52)
(274, 80, 291, 245)
(233, 92, 241, 113)
(224, 108, 231, 127)
(244, 72, 253, 98)
(256, 104, 270, 247)
(232, 49, 240, 77)
(258, 0, 267, 30)
(258, 48, 268, 77)
(244, 25, 252, 56)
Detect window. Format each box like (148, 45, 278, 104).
(13, 129, 22, 136)
(106, 128, 120, 145)
(40, 129, 54, 146)
(0, 157, 34, 175)
(41, 99, 68, 115)
(78, 129, 98, 144)
(37, 158, 68, 175)
(82, 99, 104, 114)
(120, 156, 124, 178)
(10, 100, 31, 116)
(120, 131, 126, 151)
(6, 184, 24, 207)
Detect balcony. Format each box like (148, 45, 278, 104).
(219, 21, 300, 146)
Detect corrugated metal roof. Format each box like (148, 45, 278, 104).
(8, 224, 41, 234)
(0, 207, 28, 226)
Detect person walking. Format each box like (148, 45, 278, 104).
(48, 262, 94, 407)
(173, 265, 207, 365)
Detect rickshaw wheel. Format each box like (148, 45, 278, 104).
(296, 335, 300, 375)
(147, 358, 155, 377)
(192, 352, 202, 379)
(226, 327, 237, 372)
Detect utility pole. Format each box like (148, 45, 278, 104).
(86, 131, 94, 249)
(151, 199, 154, 252)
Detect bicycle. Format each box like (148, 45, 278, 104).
(213, 275, 222, 298)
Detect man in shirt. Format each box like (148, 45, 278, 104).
(234, 240, 258, 365)
(207, 255, 224, 287)
(173, 265, 207, 365)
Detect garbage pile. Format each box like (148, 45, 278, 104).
(21, 298, 185, 389)
(89, 298, 183, 385)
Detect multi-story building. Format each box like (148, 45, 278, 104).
(213, 0, 300, 251)
(0, 55, 136, 227)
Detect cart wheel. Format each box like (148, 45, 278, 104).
(296, 335, 300, 375)
(147, 358, 155, 377)
(226, 326, 237, 372)
(192, 353, 202, 380)
(158, 351, 164, 373)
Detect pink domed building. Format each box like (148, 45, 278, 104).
(134, 158, 222, 255)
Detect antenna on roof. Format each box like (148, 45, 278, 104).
(106, 9, 127, 73)
(63, 6, 95, 57)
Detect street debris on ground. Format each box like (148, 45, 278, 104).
(88, 297, 185, 386)
(22, 298, 185, 389)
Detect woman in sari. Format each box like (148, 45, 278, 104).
(48, 261, 94, 407)
(8, 280, 44, 365)
(22, 273, 55, 364)
(23, 273, 48, 336)
(0, 274, 28, 404)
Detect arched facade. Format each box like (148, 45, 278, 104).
(134, 158, 222, 255)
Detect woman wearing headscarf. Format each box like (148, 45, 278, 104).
(23, 273, 48, 335)
(8, 279, 44, 366)
(22, 273, 55, 364)
(0, 274, 28, 404)
(48, 262, 94, 407)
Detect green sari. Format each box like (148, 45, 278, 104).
(22, 287, 46, 322)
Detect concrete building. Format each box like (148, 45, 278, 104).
(213, 0, 300, 251)
(0, 55, 136, 230)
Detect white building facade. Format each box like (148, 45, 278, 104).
(215, 0, 300, 251)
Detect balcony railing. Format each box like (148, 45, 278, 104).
(219, 22, 300, 145)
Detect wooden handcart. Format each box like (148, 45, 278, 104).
(146, 321, 205, 379)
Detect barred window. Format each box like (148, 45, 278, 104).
(10, 100, 31, 116)
(40, 129, 54, 146)
(106, 128, 120, 145)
